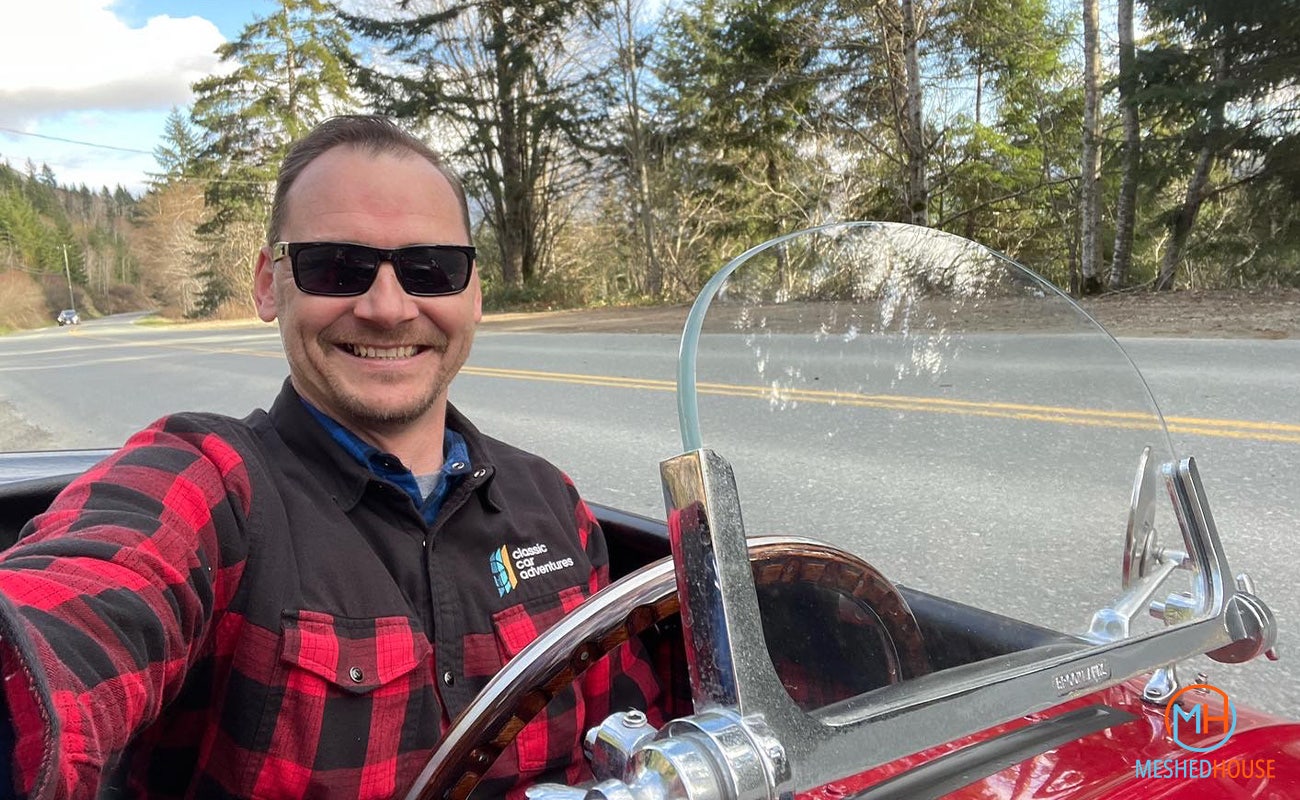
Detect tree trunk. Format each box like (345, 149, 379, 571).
(494, 11, 526, 289)
(1110, 0, 1138, 290)
(618, 0, 661, 297)
(901, 0, 928, 226)
(1155, 144, 1213, 290)
(966, 64, 982, 241)
(1079, 0, 1103, 295)
(1155, 50, 1227, 292)
(636, 160, 661, 297)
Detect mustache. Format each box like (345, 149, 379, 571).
(322, 322, 450, 352)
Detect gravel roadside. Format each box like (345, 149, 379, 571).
(480, 289, 1300, 339)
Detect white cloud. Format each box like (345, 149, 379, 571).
(0, 0, 226, 128)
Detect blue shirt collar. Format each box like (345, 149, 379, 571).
(301, 399, 472, 525)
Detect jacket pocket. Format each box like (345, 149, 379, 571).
(491, 585, 589, 773)
(252, 610, 436, 798)
(283, 610, 430, 692)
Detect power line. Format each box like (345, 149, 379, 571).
(2, 263, 56, 275)
(0, 127, 274, 188)
(0, 126, 154, 155)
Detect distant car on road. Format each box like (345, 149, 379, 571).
(56, 309, 80, 326)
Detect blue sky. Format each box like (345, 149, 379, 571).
(0, 0, 277, 195)
(114, 0, 274, 34)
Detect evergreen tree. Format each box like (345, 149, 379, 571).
(1134, 0, 1300, 288)
(651, 0, 828, 284)
(343, 0, 606, 288)
(188, 0, 355, 316)
(929, 0, 1077, 268)
(151, 107, 204, 186)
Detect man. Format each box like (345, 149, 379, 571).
(0, 115, 660, 798)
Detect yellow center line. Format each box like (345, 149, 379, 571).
(29, 338, 1293, 444)
(461, 366, 1300, 444)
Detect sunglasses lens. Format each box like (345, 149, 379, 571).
(286, 243, 473, 297)
(396, 247, 473, 296)
(293, 244, 377, 296)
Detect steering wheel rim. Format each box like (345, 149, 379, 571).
(403, 536, 930, 800)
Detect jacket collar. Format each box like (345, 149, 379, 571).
(267, 379, 501, 513)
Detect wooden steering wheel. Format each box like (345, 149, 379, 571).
(403, 536, 931, 800)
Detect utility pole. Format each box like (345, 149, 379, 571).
(62, 244, 76, 311)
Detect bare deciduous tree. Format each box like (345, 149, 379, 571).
(1109, 0, 1139, 290)
(1079, 0, 1103, 294)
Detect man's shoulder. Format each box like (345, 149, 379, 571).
(471, 429, 540, 462)
(467, 427, 567, 478)
(106, 409, 278, 478)
(449, 415, 580, 504)
(149, 408, 272, 443)
(446, 404, 559, 473)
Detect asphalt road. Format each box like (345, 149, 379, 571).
(0, 315, 1296, 716)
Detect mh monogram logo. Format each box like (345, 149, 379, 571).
(1165, 684, 1237, 753)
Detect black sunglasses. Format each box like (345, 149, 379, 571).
(272, 241, 476, 297)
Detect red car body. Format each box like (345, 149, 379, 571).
(823, 681, 1300, 799)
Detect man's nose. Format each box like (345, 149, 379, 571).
(353, 262, 418, 324)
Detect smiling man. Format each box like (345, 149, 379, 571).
(0, 115, 661, 799)
(254, 128, 481, 473)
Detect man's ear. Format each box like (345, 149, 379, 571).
(253, 247, 278, 322)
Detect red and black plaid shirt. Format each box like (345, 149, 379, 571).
(0, 383, 662, 798)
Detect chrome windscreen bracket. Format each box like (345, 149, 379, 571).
(1165, 456, 1277, 664)
(659, 449, 796, 718)
(1137, 456, 1281, 704)
(1090, 451, 1277, 669)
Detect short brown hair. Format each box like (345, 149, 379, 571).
(267, 114, 471, 244)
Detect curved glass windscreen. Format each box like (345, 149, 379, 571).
(675, 222, 1197, 699)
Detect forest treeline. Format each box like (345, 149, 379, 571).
(1, 0, 1296, 329)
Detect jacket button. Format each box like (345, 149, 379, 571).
(471, 468, 487, 479)
(442, 670, 455, 686)
(349, 667, 365, 683)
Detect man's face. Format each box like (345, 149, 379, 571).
(253, 146, 481, 436)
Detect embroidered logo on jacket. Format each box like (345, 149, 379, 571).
(490, 543, 576, 597)
(490, 545, 518, 596)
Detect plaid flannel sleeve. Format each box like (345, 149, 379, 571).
(0, 415, 252, 799)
